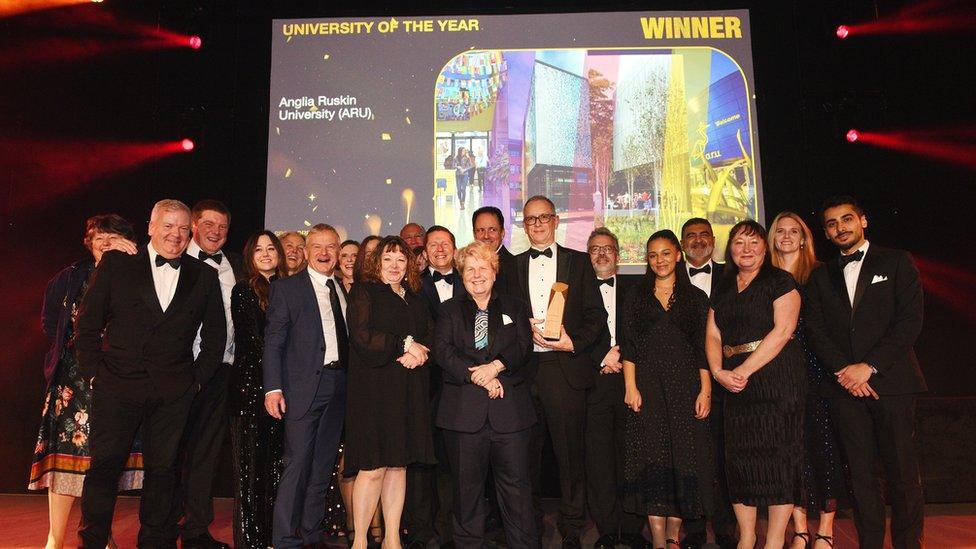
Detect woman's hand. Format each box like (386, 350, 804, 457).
(397, 353, 422, 369)
(624, 386, 643, 413)
(485, 378, 504, 399)
(406, 342, 429, 364)
(694, 391, 711, 419)
(713, 369, 747, 393)
(468, 361, 502, 386)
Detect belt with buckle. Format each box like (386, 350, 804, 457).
(722, 339, 762, 358)
(323, 360, 344, 370)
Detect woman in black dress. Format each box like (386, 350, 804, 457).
(346, 236, 436, 549)
(230, 230, 288, 548)
(769, 212, 848, 549)
(29, 214, 142, 549)
(621, 230, 713, 549)
(705, 220, 805, 549)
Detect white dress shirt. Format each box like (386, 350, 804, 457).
(685, 259, 715, 297)
(428, 266, 456, 303)
(842, 240, 870, 306)
(307, 268, 347, 365)
(598, 275, 617, 347)
(188, 240, 236, 364)
(528, 243, 558, 352)
(147, 245, 180, 312)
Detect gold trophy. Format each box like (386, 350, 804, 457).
(543, 282, 569, 341)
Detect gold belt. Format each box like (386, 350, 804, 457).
(722, 339, 762, 358)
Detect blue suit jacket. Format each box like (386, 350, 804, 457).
(263, 269, 345, 419)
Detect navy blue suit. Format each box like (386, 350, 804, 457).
(263, 269, 347, 548)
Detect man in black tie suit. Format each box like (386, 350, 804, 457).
(584, 228, 645, 549)
(804, 196, 926, 549)
(75, 199, 227, 548)
(472, 206, 515, 292)
(263, 223, 349, 548)
(676, 217, 736, 549)
(505, 195, 607, 548)
(172, 200, 243, 549)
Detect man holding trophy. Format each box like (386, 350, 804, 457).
(502, 195, 607, 548)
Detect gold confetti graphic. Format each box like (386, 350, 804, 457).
(385, 178, 392, 184)
(365, 214, 383, 236)
(323, 53, 331, 60)
(285, 168, 292, 178)
(405, 117, 411, 125)
(275, 127, 281, 135)
(381, 133, 391, 140)
(303, 219, 311, 227)
(401, 188, 415, 224)
(308, 193, 316, 201)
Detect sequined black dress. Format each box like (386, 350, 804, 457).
(619, 280, 713, 518)
(711, 268, 805, 507)
(230, 282, 284, 548)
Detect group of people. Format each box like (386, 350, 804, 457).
(30, 193, 926, 549)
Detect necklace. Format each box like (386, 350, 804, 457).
(393, 285, 406, 299)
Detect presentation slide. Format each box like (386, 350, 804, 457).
(265, 10, 762, 266)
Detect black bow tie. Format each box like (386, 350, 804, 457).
(689, 264, 711, 276)
(839, 249, 864, 267)
(599, 277, 615, 287)
(431, 271, 456, 284)
(155, 255, 181, 269)
(198, 250, 223, 264)
(529, 247, 553, 259)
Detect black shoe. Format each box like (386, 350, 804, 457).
(405, 541, 428, 549)
(715, 534, 739, 549)
(181, 533, 231, 549)
(680, 534, 705, 549)
(561, 536, 581, 548)
(593, 534, 616, 549)
(620, 534, 650, 549)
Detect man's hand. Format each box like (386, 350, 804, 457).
(469, 361, 502, 387)
(265, 392, 286, 419)
(601, 346, 622, 374)
(836, 363, 873, 391)
(530, 321, 575, 353)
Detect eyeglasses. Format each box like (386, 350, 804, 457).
(588, 245, 616, 255)
(524, 213, 557, 226)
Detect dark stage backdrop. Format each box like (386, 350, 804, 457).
(1, 1, 975, 500)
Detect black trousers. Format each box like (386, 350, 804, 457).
(170, 362, 231, 539)
(828, 393, 923, 549)
(404, 425, 454, 543)
(444, 424, 538, 549)
(682, 390, 736, 543)
(529, 353, 587, 540)
(585, 370, 644, 538)
(79, 371, 194, 548)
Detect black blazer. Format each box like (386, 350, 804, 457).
(420, 268, 467, 321)
(74, 248, 227, 401)
(434, 291, 535, 433)
(804, 245, 927, 396)
(676, 260, 725, 297)
(503, 244, 608, 389)
(589, 273, 642, 367)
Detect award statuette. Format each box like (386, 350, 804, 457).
(543, 282, 569, 341)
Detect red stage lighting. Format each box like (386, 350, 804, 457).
(181, 138, 195, 152)
(852, 127, 976, 171)
(846, 129, 860, 143)
(836, 25, 850, 38)
(189, 35, 202, 49)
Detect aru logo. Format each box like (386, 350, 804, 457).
(640, 16, 743, 40)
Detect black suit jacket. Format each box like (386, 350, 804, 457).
(589, 273, 642, 367)
(420, 268, 467, 321)
(434, 291, 535, 433)
(676, 260, 725, 297)
(75, 248, 227, 401)
(804, 244, 927, 396)
(504, 244, 608, 390)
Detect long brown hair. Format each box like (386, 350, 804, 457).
(768, 211, 821, 284)
(354, 235, 382, 283)
(242, 230, 288, 310)
(360, 236, 421, 293)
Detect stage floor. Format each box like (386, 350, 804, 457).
(1, 494, 974, 548)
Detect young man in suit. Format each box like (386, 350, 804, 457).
(677, 217, 736, 549)
(804, 196, 926, 549)
(584, 228, 645, 549)
(172, 199, 243, 549)
(75, 199, 226, 548)
(505, 195, 607, 547)
(263, 223, 349, 549)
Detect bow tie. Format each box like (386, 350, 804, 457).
(198, 250, 223, 264)
(155, 255, 181, 269)
(599, 277, 615, 287)
(432, 271, 456, 284)
(839, 249, 864, 267)
(529, 247, 553, 259)
(689, 264, 711, 276)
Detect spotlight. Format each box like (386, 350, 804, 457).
(181, 138, 195, 152)
(846, 129, 860, 143)
(189, 35, 202, 49)
(836, 25, 849, 39)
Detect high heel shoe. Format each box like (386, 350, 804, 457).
(790, 532, 811, 549)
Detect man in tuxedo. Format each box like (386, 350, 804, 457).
(506, 195, 607, 547)
(401, 222, 427, 250)
(584, 228, 645, 549)
(280, 231, 307, 276)
(677, 217, 736, 549)
(406, 225, 463, 548)
(264, 223, 349, 548)
(472, 206, 515, 283)
(171, 199, 242, 548)
(75, 199, 226, 548)
(804, 196, 926, 549)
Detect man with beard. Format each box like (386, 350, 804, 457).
(804, 196, 926, 549)
(280, 232, 307, 276)
(677, 218, 736, 549)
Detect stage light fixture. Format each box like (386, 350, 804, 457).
(846, 129, 860, 143)
(181, 138, 195, 152)
(189, 35, 202, 49)
(836, 25, 849, 38)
